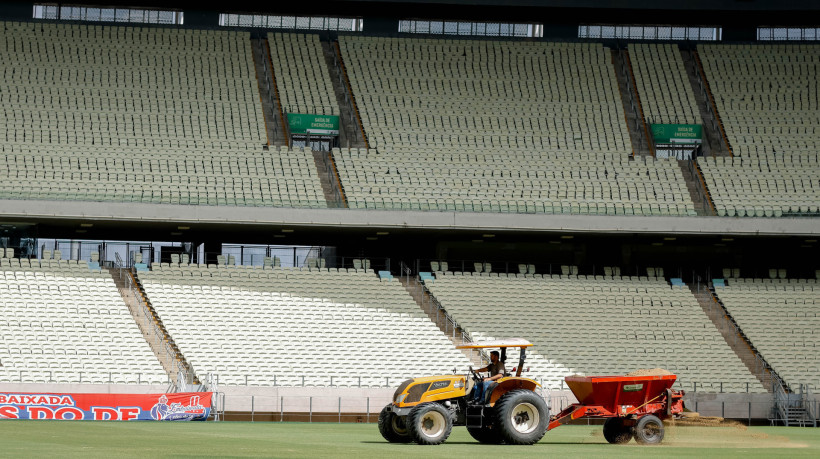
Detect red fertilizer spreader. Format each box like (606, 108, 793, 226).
(548, 374, 685, 444)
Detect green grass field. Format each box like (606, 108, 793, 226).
(1, 421, 819, 458)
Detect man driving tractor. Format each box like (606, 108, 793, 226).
(471, 350, 505, 403)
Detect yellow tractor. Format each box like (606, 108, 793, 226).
(378, 338, 549, 445)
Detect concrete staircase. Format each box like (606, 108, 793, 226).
(321, 40, 366, 149)
(311, 150, 346, 208)
(677, 159, 715, 216)
(679, 48, 731, 157)
(399, 275, 486, 367)
(612, 48, 653, 157)
(108, 267, 197, 387)
(689, 282, 772, 393)
(251, 37, 288, 146)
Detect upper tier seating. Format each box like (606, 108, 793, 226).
(713, 277, 819, 390)
(0, 22, 265, 147)
(425, 272, 764, 392)
(0, 144, 326, 207)
(697, 44, 820, 217)
(137, 264, 471, 386)
(340, 38, 630, 152)
(336, 37, 695, 215)
(0, 257, 167, 384)
(335, 148, 696, 215)
(630, 43, 700, 125)
(698, 44, 819, 157)
(698, 153, 819, 217)
(268, 33, 339, 116)
(0, 22, 330, 209)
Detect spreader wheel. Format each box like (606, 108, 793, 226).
(602, 417, 633, 444)
(634, 415, 665, 445)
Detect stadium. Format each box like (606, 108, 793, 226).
(0, 0, 819, 454)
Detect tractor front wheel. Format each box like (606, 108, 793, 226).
(493, 389, 549, 445)
(602, 417, 633, 444)
(407, 403, 453, 445)
(634, 415, 665, 445)
(378, 405, 412, 443)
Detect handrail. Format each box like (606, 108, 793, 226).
(805, 385, 818, 427)
(114, 259, 189, 390)
(692, 49, 733, 157)
(329, 42, 360, 146)
(622, 49, 655, 157)
(706, 285, 788, 393)
(264, 38, 290, 144)
(314, 149, 345, 207)
(612, 48, 636, 158)
(252, 39, 272, 146)
(688, 158, 717, 213)
(333, 40, 369, 149)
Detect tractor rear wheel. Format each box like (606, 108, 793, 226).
(378, 405, 412, 443)
(466, 425, 503, 444)
(493, 389, 549, 445)
(603, 417, 633, 444)
(407, 403, 453, 445)
(634, 415, 665, 445)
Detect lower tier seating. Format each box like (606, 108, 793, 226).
(713, 277, 819, 390)
(424, 272, 765, 392)
(0, 257, 167, 384)
(137, 265, 472, 387)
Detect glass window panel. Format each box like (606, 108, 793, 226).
(115, 9, 129, 22)
(99, 8, 115, 22)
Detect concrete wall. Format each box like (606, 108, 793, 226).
(0, 383, 777, 420)
(2, 199, 818, 237)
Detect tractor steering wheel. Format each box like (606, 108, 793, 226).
(469, 366, 482, 381)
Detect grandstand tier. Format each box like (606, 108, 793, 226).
(696, 44, 820, 217)
(137, 264, 472, 387)
(423, 271, 765, 392)
(714, 277, 819, 390)
(0, 257, 167, 384)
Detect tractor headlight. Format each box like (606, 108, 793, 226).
(395, 393, 408, 404)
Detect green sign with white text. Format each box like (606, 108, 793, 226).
(650, 124, 703, 144)
(287, 113, 339, 136)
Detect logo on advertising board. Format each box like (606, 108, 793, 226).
(150, 394, 208, 421)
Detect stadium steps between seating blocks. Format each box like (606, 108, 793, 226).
(398, 274, 486, 367)
(689, 283, 771, 393)
(109, 267, 198, 386)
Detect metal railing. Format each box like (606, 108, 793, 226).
(114, 252, 190, 390)
(255, 38, 283, 143)
(686, 158, 714, 213)
(804, 384, 818, 427)
(328, 40, 365, 147)
(316, 149, 346, 208)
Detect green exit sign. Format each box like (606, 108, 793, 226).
(287, 113, 339, 136)
(650, 124, 703, 144)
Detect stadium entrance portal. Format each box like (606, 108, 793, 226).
(291, 134, 336, 151)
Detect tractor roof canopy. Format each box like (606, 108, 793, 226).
(456, 338, 532, 350)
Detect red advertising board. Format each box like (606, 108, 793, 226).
(0, 392, 212, 421)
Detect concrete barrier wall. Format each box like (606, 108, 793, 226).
(0, 383, 776, 421)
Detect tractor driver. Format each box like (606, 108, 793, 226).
(471, 350, 505, 404)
